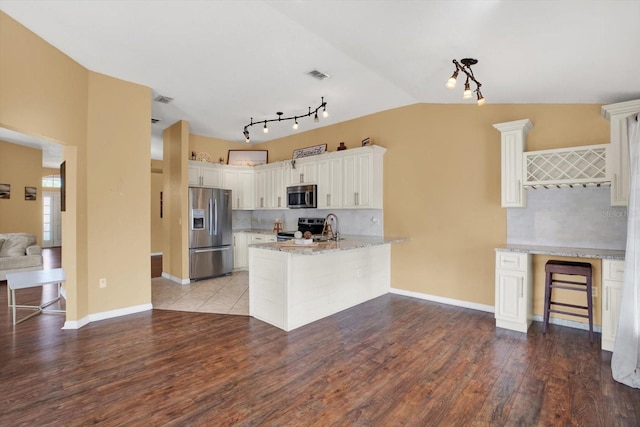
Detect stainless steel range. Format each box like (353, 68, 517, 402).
(276, 217, 325, 241)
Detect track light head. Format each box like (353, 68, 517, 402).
(445, 70, 458, 89)
(292, 118, 299, 130)
(463, 79, 472, 100)
(263, 121, 268, 133)
(314, 112, 319, 123)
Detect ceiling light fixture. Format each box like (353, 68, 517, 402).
(243, 97, 328, 143)
(445, 58, 485, 106)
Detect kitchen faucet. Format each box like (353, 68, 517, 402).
(323, 213, 339, 241)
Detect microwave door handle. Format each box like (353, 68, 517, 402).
(305, 191, 310, 206)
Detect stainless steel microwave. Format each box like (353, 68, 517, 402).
(287, 184, 317, 209)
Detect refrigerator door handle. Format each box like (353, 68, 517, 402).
(193, 247, 230, 254)
(208, 199, 213, 236)
(213, 198, 218, 235)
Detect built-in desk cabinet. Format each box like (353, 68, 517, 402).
(494, 252, 533, 333)
(495, 249, 624, 351)
(602, 259, 624, 352)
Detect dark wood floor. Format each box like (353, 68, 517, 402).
(1, 251, 639, 425)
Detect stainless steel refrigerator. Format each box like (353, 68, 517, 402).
(189, 187, 233, 280)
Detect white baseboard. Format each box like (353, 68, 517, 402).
(161, 272, 190, 285)
(532, 314, 602, 333)
(390, 288, 495, 313)
(389, 288, 601, 333)
(62, 316, 90, 329)
(62, 303, 153, 330)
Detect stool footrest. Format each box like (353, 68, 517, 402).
(549, 284, 588, 292)
(549, 309, 589, 319)
(550, 301, 589, 310)
(550, 279, 588, 286)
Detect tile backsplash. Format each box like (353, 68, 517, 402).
(507, 187, 627, 250)
(234, 209, 383, 236)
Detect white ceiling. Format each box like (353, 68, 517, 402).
(2, 0, 639, 167)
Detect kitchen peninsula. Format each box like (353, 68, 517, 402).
(249, 236, 407, 331)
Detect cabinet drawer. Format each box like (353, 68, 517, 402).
(496, 252, 527, 271)
(603, 259, 625, 282)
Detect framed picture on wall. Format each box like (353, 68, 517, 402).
(25, 187, 36, 201)
(0, 183, 10, 199)
(227, 150, 268, 166)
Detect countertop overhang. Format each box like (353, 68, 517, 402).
(496, 244, 625, 260)
(250, 235, 408, 255)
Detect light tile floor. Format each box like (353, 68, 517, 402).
(152, 271, 248, 315)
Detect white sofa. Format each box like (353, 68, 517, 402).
(0, 233, 43, 281)
(0, 233, 44, 306)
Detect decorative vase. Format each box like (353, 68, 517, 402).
(337, 142, 347, 151)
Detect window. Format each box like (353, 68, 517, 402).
(43, 174, 61, 188)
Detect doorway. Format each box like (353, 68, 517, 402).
(43, 191, 62, 248)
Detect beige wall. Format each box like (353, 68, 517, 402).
(0, 11, 152, 321)
(0, 141, 43, 240)
(190, 133, 239, 164)
(163, 121, 190, 281)
(85, 72, 151, 314)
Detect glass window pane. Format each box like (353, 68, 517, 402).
(43, 232, 50, 240)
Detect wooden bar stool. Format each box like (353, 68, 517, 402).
(543, 260, 594, 343)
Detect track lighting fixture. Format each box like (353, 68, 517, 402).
(242, 97, 328, 143)
(445, 58, 485, 106)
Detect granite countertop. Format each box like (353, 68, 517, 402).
(250, 235, 409, 255)
(232, 229, 277, 235)
(496, 244, 625, 260)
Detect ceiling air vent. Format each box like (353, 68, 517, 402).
(307, 70, 330, 81)
(151, 118, 160, 124)
(154, 95, 174, 104)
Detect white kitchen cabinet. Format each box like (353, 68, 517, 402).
(232, 232, 276, 271)
(601, 99, 640, 206)
(270, 164, 286, 209)
(254, 168, 269, 209)
(250, 233, 277, 244)
(493, 119, 534, 208)
(317, 156, 342, 209)
(254, 162, 286, 209)
(223, 167, 254, 210)
(233, 232, 248, 270)
(342, 147, 384, 209)
(602, 259, 624, 351)
(289, 158, 317, 185)
(188, 161, 222, 187)
(494, 251, 532, 333)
